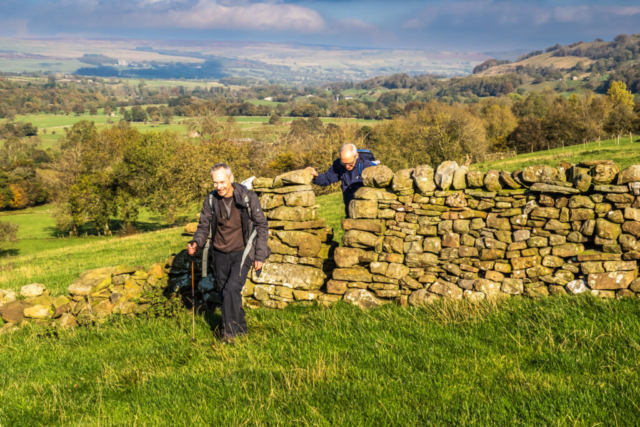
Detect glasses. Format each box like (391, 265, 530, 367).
(341, 158, 357, 168)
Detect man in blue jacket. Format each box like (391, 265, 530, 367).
(306, 143, 375, 217)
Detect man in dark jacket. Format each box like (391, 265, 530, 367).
(187, 163, 269, 343)
(306, 143, 375, 217)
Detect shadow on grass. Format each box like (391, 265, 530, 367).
(0, 248, 19, 258)
(167, 248, 226, 337)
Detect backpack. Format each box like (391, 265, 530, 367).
(357, 149, 378, 174)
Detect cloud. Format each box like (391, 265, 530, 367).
(401, 1, 640, 30)
(15, 0, 326, 34)
(137, 1, 327, 32)
(335, 18, 378, 32)
(553, 5, 591, 23)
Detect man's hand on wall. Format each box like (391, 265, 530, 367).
(187, 242, 197, 256)
(305, 167, 318, 177)
(254, 261, 264, 271)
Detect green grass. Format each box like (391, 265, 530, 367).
(0, 227, 185, 294)
(2, 295, 640, 425)
(14, 113, 114, 129)
(317, 191, 345, 243)
(474, 137, 640, 172)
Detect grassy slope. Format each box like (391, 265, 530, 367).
(2, 294, 640, 425)
(473, 137, 640, 172)
(3, 153, 640, 425)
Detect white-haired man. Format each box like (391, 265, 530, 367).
(187, 163, 269, 343)
(306, 143, 375, 217)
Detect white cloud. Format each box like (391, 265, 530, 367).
(118, 0, 326, 32)
(336, 18, 378, 32)
(26, 0, 326, 33)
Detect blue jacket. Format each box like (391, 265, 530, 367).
(313, 157, 375, 216)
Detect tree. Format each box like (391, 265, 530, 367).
(72, 103, 85, 116)
(370, 102, 487, 170)
(89, 105, 98, 115)
(482, 104, 518, 151)
(269, 113, 281, 125)
(607, 81, 635, 109)
(104, 106, 112, 116)
(508, 116, 546, 153)
(557, 80, 568, 92)
(8, 184, 28, 209)
(604, 104, 635, 137)
(543, 98, 582, 149)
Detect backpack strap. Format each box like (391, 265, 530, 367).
(201, 193, 214, 278)
(240, 188, 258, 276)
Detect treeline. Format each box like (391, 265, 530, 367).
(12, 81, 640, 229)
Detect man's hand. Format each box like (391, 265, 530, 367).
(305, 166, 318, 178)
(187, 242, 197, 256)
(254, 260, 264, 271)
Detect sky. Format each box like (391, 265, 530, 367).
(1, 0, 640, 52)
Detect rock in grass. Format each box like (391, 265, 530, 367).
(0, 300, 33, 324)
(23, 304, 53, 319)
(20, 284, 46, 298)
(408, 289, 438, 306)
(0, 289, 16, 307)
(343, 289, 387, 309)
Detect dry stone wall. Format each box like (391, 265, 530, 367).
(7, 159, 640, 335)
(330, 160, 640, 307)
(242, 169, 338, 308)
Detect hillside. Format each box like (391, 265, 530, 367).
(475, 52, 594, 77)
(473, 34, 640, 92)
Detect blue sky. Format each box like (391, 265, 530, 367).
(1, 0, 639, 51)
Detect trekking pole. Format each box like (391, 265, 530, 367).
(190, 255, 196, 343)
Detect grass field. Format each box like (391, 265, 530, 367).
(4, 142, 640, 425)
(3, 113, 382, 150)
(473, 136, 640, 172)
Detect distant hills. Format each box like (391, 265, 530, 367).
(0, 38, 489, 83)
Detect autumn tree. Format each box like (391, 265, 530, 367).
(482, 103, 518, 151)
(607, 81, 635, 109)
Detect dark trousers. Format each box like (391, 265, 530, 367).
(213, 250, 251, 337)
